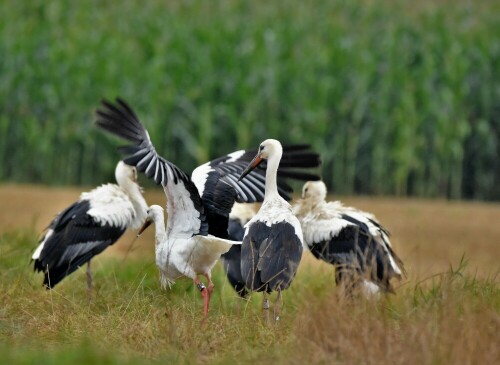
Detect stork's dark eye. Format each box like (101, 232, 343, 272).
(305, 188, 308, 192)
(259, 145, 264, 151)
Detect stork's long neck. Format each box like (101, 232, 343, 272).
(264, 150, 282, 200)
(151, 210, 166, 248)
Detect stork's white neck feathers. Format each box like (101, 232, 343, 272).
(263, 140, 283, 201)
(149, 206, 166, 248)
(245, 139, 303, 240)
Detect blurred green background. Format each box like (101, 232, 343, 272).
(1, 0, 499, 200)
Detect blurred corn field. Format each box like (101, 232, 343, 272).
(0, 0, 499, 200)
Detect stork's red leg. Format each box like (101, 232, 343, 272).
(204, 273, 215, 303)
(194, 277, 209, 318)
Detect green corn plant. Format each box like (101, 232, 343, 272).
(0, 0, 498, 200)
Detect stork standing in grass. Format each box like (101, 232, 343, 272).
(32, 161, 148, 292)
(95, 99, 320, 319)
(293, 180, 405, 297)
(138, 203, 240, 317)
(238, 139, 304, 321)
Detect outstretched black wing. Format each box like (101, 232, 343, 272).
(191, 145, 320, 238)
(95, 98, 208, 236)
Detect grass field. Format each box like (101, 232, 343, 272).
(0, 185, 498, 364)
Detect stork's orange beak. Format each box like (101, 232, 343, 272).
(238, 154, 264, 181)
(137, 218, 152, 237)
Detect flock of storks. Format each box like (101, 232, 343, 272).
(32, 98, 405, 321)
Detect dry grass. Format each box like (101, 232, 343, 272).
(0, 185, 498, 364)
(294, 265, 500, 365)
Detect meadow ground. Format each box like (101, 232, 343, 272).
(0, 184, 498, 364)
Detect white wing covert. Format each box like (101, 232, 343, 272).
(82, 184, 136, 229)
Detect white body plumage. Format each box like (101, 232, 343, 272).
(145, 205, 239, 288)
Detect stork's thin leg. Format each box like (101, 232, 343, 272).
(274, 288, 282, 323)
(262, 292, 270, 324)
(335, 265, 357, 301)
(194, 277, 209, 319)
(204, 273, 215, 306)
(86, 261, 93, 300)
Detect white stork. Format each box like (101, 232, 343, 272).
(32, 161, 148, 291)
(138, 204, 239, 317)
(95, 99, 320, 319)
(292, 180, 405, 296)
(238, 139, 304, 321)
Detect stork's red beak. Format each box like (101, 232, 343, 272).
(239, 154, 264, 181)
(137, 218, 152, 237)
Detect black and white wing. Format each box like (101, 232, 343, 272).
(241, 221, 303, 292)
(191, 145, 321, 238)
(32, 185, 133, 288)
(220, 203, 258, 297)
(193, 145, 320, 203)
(95, 98, 208, 237)
(299, 202, 405, 292)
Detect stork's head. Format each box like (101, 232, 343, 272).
(115, 161, 138, 185)
(147, 205, 164, 218)
(137, 205, 164, 236)
(238, 139, 283, 181)
(255, 139, 283, 160)
(301, 180, 327, 201)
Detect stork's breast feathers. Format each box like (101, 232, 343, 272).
(257, 197, 301, 229)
